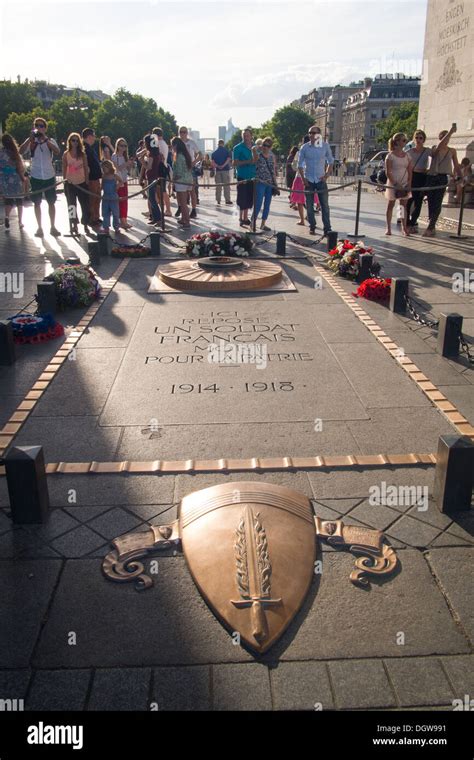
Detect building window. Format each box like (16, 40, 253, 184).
(369, 126, 376, 137)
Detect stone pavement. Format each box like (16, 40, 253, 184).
(0, 185, 472, 711)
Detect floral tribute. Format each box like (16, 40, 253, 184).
(111, 244, 150, 258)
(8, 313, 64, 344)
(45, 264, 101, 309)
(326, 239, 380, 280)
(354, 277, 392, 303)
(184, 228, 253, 258)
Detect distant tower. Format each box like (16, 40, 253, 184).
(225, 118, 238, 143)
(218, 125, 226, 142)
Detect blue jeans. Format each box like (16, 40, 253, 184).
(102, 198, 120, 229)
(305, 180, 331, 233)
(148, 184, 162, 223)
(253, 182, 273, 220)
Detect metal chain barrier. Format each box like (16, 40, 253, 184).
(404, 294, 440, 329)
(458, 328, 474, 365)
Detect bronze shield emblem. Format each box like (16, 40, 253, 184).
(180, 482, 316, 654)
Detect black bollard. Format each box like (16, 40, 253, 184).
(326, 230, 338, 252)
(97, 233, 109, 257)
(88, 241, 101, 266)
(356, 253, 373, 284)
(36, 281, 57, 315)
(437, 313, 462, 358)
(433, 435, 474, 513)
(0, 320, 16, 366)
(449, 186, 467, 240)
(5, 445, 50, 524)
(389, 277, 409, 314)
(150, 232, 161, 256)
(276, 232, 286, 256)
(348, 180, 365, 238)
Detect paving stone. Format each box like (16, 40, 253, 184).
(124, 504, 177, 522)
(51, 525, 109, 558)
(380, 329, 436, 355)
(427, 548, 474, 642)
(385, 657, 454, 706)
(270, 661, 334, 710)
(411, 355, 471, 386)
(174, 471, 313, 500)
(0, 395, 26, 427)
(308, 466, 435, 501)
(385, 515, 441, 547)
(27, 669, 91, 711)
(117, 420, 361, 461)
(430, 533, 472, 547)
(347, 408, 454, 455)
(30, 348, 125, 417)
(64, 505, 119, 523)
(445, 514, 474, 544)
(22, 509, 81, 540)
(153, 666, 211, 711)
(48, 474, 176, 508)
(329, 659, 396, 709)
(406, 502, 453, 531)
(88, 668, 151, 711)
(34, 558, 253, 668)
(86, 507, 143, 541)
(312, 498, 365, 516)
(212, 663, 272, 710)
(0, 670, 31, 700)
(14, 416, 122, 463)
(330, 343, 430, 409)
(0, 509, 13, 535)
(0, 560, 62, 667)
(442, 655, 474, 698)
(75, 307, 143, 348)
(345, 501, 401, 531)
(276, 550, 469, 661)
(0, 363, 51, 397)
(438, 385, 474, 425)
(0, 529, 60, 559)
(310, 503, 346, 521)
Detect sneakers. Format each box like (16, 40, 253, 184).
(309, 227, 316, 235)
(240, 219, 251, 227)
(190, 208, 197, 219)
(175, 208, 181, 217)
(4, 218, 9, 230)
(225, 201, 233, 205)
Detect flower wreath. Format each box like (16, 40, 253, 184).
(8, 313, 65, 345)
(111, 244, 151, 258)
(45, 264, 101, 309)
(354, 277, 392, 303)
(326, 239, 380, 280)
(184, 228, 253, 258)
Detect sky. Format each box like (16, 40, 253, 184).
(0, 0, 428, 137)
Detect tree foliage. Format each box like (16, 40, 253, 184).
(261, 106, 314, 155)
(48, 93, 99, 145)
(376, 102, 419, 148)
(5, 109, 58, 144)
(93, 88, 178, 150)
(0, 81, 41, 130)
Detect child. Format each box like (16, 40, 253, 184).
(100, 159, 122, 233)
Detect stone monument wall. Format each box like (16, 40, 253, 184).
(418, 0, 473, 159)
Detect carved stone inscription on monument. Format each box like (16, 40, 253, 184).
(100, 302, 367, 425)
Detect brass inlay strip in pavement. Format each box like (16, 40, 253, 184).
(309, 258, 474, 442)
(0, 452, 437, 477)
(0, 258, 130, 460)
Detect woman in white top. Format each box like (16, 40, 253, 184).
(112, 138, 134, 229)
(384, 133, 412, 236)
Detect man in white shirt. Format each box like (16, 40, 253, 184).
(151, 127, 169, 162)
(20, 117, 61, 237)
(176, 126, 201, 219)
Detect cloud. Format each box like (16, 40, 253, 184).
(209, 62, 369, 110)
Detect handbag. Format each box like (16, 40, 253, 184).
(263, 153, 279, 195)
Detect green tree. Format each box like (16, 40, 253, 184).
(5, 109, 57, 145)
(376, 102, 419, 148)
(93, 88, 178, 149)
(262, 106, 313, 155)
(0, 81, 41, 130)
(48, 93, 99, 145)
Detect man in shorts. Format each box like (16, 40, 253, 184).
(20, 117, 61, 238)
(233, 128, 257, 227)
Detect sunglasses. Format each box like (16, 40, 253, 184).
(309, 131, 318, 135)
(70, 138, 79, 143)
(36, 124, 46, 129)
(415, 136, 425, 140)
(263, 143, 272, 147)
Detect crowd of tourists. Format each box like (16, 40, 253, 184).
(0, 115, 470, 240)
